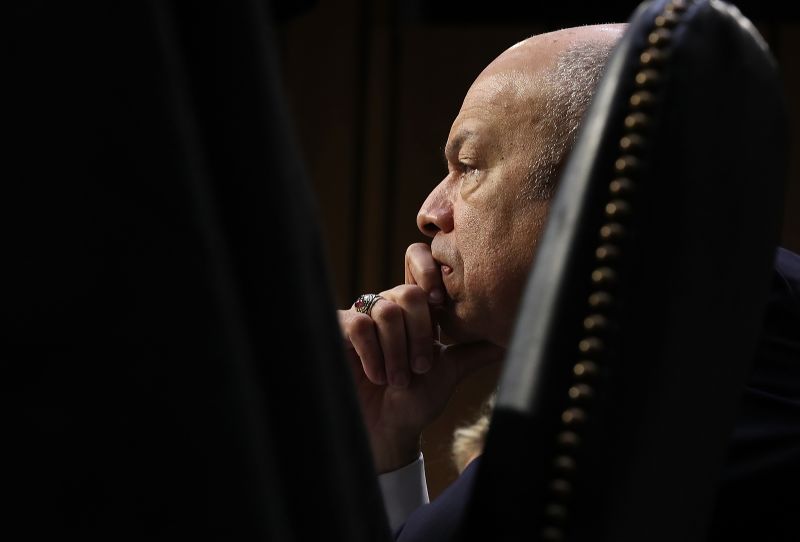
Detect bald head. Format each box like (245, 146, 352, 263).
(418, 24, 626, 345)
(477, 24, 626, 82)
(463, 24, 626, 199)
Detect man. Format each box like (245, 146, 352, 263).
(338, 22, 800, 541)
(338, 23, 624, 532)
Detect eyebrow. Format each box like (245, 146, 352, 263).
(444, 129, 476, 162)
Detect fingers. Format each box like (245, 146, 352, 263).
(370, 298, 410, 388)
(383, 285, 433, 375)
(405, 243, 445, 305)
(338, 310, 386, 385)
(339, 284, 434, 390)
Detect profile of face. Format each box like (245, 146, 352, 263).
(417, 26, 624, 347)
(417, 62, 552, 347)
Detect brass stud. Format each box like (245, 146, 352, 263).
(635, 69, 661, 87)
(609, 177, 635, 195)
(640, 47, 668, 66)
(605, 199, 631, 219)
(545, 504, 568, 522)
(573, 360, 599, 378)
(624, 112, 650, 130)
(588, 291, 613, 308)
(553, 455, 576, 473)
(557, 430, 581, 447)
(561, 408, 586, 426)
(648, 28, 672, 46)
(568, 383, 594, 401)
(655, 11, 679, 27)
(579, 336, 604, 354)
(619, 134, 645, 152)
(614, 155, 640, 174)
(591, 267, 617, 286)
(599, 222, 625, 242)
(629, 91, 656, 108)
(667, 0, 688, 12)
(583, 313, 609, 331)
(542, 526, 565, 541)
(595, 244, 620, 262)
(550, 478, 572, 497)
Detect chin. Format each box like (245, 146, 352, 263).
(434, 306, 484, 345)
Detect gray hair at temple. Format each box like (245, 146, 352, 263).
(524, 33, 621, 201)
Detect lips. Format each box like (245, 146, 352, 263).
(431, 241, 458, 299)
(434, 257, 457, 300)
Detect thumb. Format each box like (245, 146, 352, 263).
(439, 341, 505, 384)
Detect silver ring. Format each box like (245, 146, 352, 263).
(354, 293, 384, 316)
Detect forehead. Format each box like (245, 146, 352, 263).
(447, 70, 546, 151)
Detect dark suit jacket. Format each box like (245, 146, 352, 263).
(395, 247, 800, 542)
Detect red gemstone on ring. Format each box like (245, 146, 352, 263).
(355, 299, 365, 310)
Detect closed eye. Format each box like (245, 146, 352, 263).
(458, 162, 479, 178)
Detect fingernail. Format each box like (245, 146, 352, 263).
(429, 288, 444, 304)
(413, 356, 431, 374)
(391, 371, 409, 388)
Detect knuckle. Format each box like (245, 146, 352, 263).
(406, 242, 428, 257)
(349, 314, 374, 337)
(396, 284, 426, 305)
(375, 301, 402, 322)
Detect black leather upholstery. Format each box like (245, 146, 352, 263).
(462, 1, 788, 540)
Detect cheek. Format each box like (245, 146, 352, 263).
(457, 208, 513, 295)
(458, 200, 546, 299)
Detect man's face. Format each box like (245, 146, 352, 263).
(417, 70, 553, 347)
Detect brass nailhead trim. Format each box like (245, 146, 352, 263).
(609, 177, 635, 195)
(588, 291, 613, 308)
(561, 408, 587, 426)
(557, 430, 581, 447)
(624, 111, 650, 129)
(640, 47, 669, 66)
(605, 199, 631, 218)
(591, 266, 617, 286)
(542, 527, 565, 541)
(568, 384, 594, 401)
(583, 314, 609, 331)
(599, 222, 626, 241)
(573, 360, 599, 378)
(648, 28, 672, 46)
(629, 90, 656, 108)
(667, 0, 689, 12)
(553, 455, 577, 473)
(595, 244, 620, 261)
(578, 336, 604, 354)
(614, 155, 640, 173)
(545, 504, 568, 521)
(541, 4, 691, 536)
(655, 11, 679, 27)
(635, 69, 661, 87)
(550, 478, 572, 497)
(619, 134, 645, 151)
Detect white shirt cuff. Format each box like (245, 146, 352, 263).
(377, 453, 430, 532)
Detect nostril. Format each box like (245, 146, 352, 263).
(422, 223, 439, 236)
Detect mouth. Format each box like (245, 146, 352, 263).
(438, 262, 458, 303)
(431, 244, 457, 299)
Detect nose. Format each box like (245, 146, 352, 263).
(416, 178, 454, 238)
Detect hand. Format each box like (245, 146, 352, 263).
(405, 242, 447, 306)
(337, 244, 504, 473)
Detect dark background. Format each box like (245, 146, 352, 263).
(273, 0, 800, 497)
